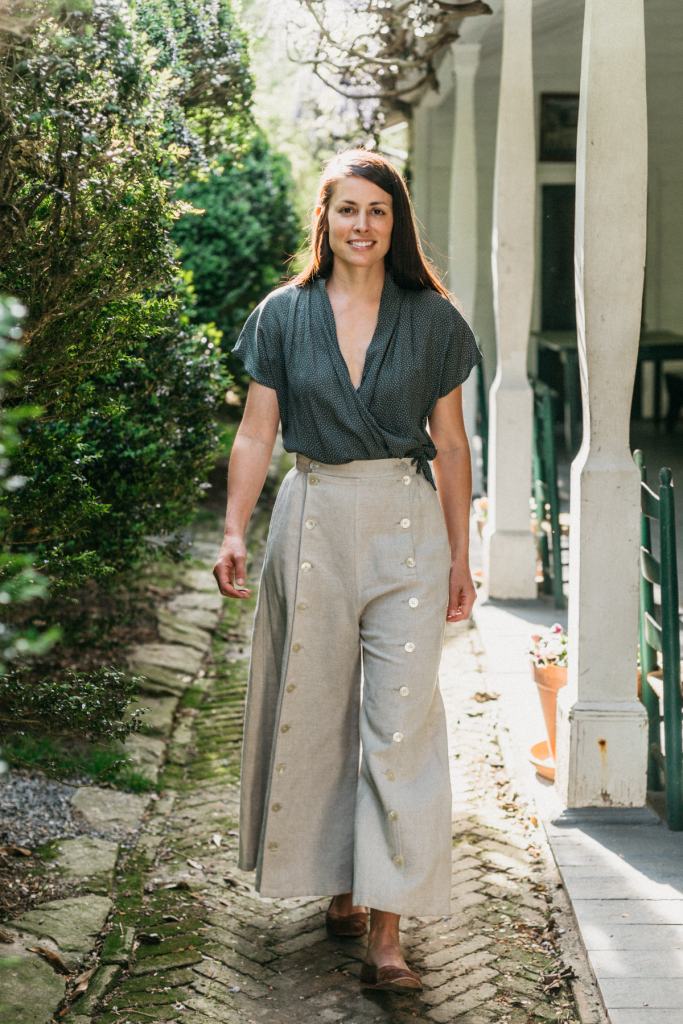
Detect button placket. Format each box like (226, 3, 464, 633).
(387, 805, 403, 867)
(400, 474, 417, 572)
(269, 460, 321, 860)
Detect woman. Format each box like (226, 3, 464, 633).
(213, 148, 482, 993)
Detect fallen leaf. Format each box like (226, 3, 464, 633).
(210, 833, 222, 847)
(27, 945, 70, 974)
(1, 844, 32, 857)
(187, 858, 204, 870)
(473, 691, 500, 702)
(72, 966, 96, 997)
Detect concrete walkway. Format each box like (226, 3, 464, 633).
(471, 514, 683, 1023)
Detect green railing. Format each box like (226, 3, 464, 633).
(531, 380, 566, 609)
(634, 449, 682, 830)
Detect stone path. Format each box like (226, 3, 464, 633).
(87, 527, 593, 1024)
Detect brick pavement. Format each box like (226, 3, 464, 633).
(93, 530, 592, 1024)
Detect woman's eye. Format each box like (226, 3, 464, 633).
(339, 207, 385, 215)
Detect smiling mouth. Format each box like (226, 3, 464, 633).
(348, 240, 375, 248)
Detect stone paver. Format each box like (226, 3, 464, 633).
(7, 894, 112, 971)
(90, 531, 594, 1024)
(0, 943, 67, 1024)
(72, 787, 151, 830)
(55, 836, 119, 889)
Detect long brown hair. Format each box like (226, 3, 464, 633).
(288, 148, 453, 299)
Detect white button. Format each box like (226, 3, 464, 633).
(268, 841, 279, 850)
(292, 642, 302, 652)
(408, 597, 419, 608)
(300, 561, 312, 572)
(272, 802, 282, 812)
(388, 810, 398, 820)
(309, 475, 319, 485)
(393, 854, 404, 866)
(392, 731, 403, 742)
(276, 763, 286, 774)
(404, 641, 415, 653)
(297, 601, 308, 610)
(310, 462, 319, 470)
(405, 557, 416, 568)
(280, 723, 290, 732)
(400, 518, 410, 529)
(305, 518, 316, 529)
(402, 475, 411, 485)
(286, 683, 296, 692)
(399, 686, 410, 697)
(385, 769, 396, 781)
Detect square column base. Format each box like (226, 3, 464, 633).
(555, 689, 649, 808)
(481, 527, 537, 600)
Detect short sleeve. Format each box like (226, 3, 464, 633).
(231, 293, 284, 391)
(437, 305, 484, 398)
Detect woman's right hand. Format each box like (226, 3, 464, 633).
(213, 533, 252, 599)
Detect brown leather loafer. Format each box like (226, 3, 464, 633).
(325, 899, 369, 938)
(359, 960, 423, 992)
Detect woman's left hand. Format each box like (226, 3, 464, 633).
(446, 557, 477, 623)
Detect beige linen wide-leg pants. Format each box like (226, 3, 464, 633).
(237, 453, 454, 917)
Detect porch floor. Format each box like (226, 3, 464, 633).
(470, 418, 683, 1023)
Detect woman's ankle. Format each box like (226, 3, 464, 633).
(329, 892, 357, 913)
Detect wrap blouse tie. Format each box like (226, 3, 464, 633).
(408, 448, 437, 490)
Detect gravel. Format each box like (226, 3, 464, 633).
(0, 768, 139, 850)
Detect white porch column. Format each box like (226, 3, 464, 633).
(482, 0, 537, 600)
(448, 43, 481, 491)
(555, 0, 649, 808)
(410, 100, 430, 233)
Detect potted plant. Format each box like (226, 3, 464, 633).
(528, 622, 568, 778)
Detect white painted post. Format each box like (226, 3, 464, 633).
(482, 0, 537, 600)
(448, 42, 481, 490)
(448, 43, 480, 325)
(555, 0, 649, 808)
(410, 100, 430, 234)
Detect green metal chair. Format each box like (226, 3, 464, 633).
(634, 449, 682, 830)
(531, 380, 566, 609)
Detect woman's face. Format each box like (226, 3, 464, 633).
(318, 175, 394, 272)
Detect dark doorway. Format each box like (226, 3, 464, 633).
(541, 184, 576, 330)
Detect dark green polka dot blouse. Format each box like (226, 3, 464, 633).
(230, 269, 483, 490)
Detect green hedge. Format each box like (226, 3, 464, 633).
(173, 129, 301, 345)
(0, 1, 300, 748)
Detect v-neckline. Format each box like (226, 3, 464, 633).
(319, 273, 392, 395)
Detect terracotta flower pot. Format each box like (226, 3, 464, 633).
(532, 662, 568, 759)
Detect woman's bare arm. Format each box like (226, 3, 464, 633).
(427, 386, 477, 622)
(213, 381, 280, 599)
